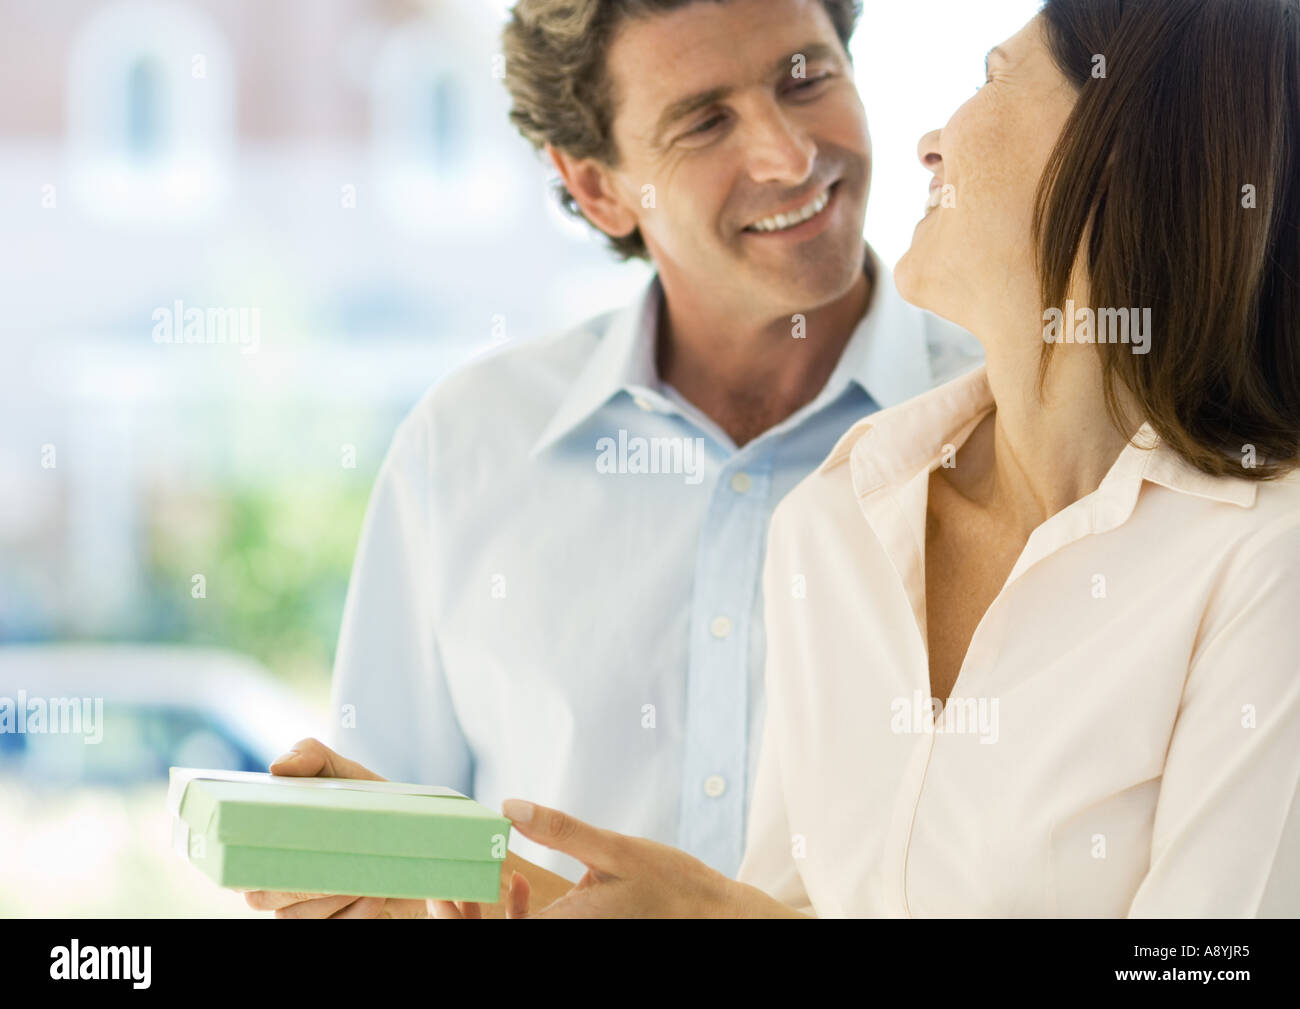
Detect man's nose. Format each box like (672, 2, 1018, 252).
(744, 105, 817, 184)
(917, 129, 943, 170)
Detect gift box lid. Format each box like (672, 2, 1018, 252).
(168, 767, 510, 862)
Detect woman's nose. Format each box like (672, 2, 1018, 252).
(917, 129, 943, 170)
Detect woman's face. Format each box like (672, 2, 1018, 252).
(894, 15, 1079, 345)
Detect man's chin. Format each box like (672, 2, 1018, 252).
(736, 241, 862, 307)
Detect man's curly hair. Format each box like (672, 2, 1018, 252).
(501, 0, 863, 261)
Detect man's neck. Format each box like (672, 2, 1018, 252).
(655, 262, 874, 448)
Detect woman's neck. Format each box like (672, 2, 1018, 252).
(949, 338, 1140, 534)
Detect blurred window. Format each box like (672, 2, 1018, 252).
(125, 55, 167, 160)
(66, 0, 234, 223)
(430, 75, 462, 174)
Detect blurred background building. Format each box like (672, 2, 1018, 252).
(0, 0, 1040, 915)
(0, 0, 655, 688)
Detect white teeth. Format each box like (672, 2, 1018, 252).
(925, 186, 944, 213)
(747, 186, 832, 233)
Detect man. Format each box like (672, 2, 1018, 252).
(247, 0, 980, 917)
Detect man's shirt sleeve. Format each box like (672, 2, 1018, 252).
(327, 407, 474, 791)
(925, 313, 985, 387)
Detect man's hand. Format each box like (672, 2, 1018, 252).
(241, 737, 431, 918)
(240, 737, 573, 919)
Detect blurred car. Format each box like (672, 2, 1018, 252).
(0, 644, 326, 916)
(0, 644, 325, 786)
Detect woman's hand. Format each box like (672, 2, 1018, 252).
(427, 851, 567, 919)
(429, 870, 533, 919)
(440, 798, 809, 918)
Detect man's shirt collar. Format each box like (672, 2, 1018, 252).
(828, 244, 934, 410)
(529, 244, 934, 458)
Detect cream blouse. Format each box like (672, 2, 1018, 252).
(736, 365, 1300, 917)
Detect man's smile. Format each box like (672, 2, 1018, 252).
(742, 180, 842, 237)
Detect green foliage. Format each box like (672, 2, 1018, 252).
(143, 481, 370, 690)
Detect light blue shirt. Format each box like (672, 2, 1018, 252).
(329, 246, 982, 881)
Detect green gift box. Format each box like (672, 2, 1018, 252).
(168, 767, 510, 902)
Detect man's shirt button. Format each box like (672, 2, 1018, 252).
(704, 775, 727, 798)
(730, 471, 752, 494)
(710, 616, 733, 639)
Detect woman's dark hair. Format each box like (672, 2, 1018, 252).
(1035, 0, 1300, 479)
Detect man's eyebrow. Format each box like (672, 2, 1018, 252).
(985, 45, 1008, 76)
(651, 41, 844, 146)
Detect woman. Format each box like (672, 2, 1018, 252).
(441, 0, 1300, 917)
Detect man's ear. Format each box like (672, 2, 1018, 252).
(545, 142, 639, 240)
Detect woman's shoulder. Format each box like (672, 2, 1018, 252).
(1182, 469, 1300, 615)
(1230, 469, 1300, 554)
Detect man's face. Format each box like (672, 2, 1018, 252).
(602, 0, 871, 315)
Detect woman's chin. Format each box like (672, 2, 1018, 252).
(892, 245, 934, 311)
